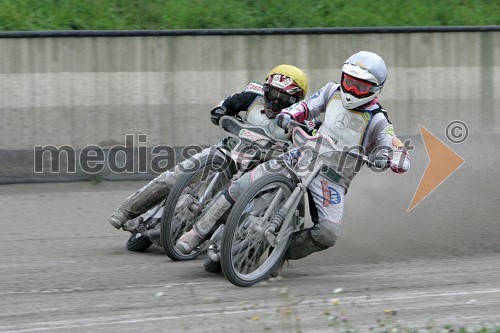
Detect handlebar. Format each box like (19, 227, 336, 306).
(284, 120, 309, 134)
(345, 150, 389, 169)
(288, 121, 388, 169)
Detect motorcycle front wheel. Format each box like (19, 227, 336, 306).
(220, 173, 296, 287)
(160, 153, 234, 261)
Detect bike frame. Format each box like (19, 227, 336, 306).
(264, 126, 374, 247)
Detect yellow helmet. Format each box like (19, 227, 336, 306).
(263, 64, 308, 117)
(265, 64, 308, 96)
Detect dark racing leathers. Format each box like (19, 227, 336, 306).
(109, 82, 316, 229)
(180, 82, 410, 260)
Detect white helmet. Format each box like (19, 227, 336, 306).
(340, 51, 387, 109)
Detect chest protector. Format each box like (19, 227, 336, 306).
(245, 98, 291, 141)
(318, 92, 371, 150)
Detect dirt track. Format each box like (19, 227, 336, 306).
(0, 134, 499, 332)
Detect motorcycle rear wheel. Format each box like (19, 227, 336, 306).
(161, 153, 233, 261)
(203, 257, 222, 273)
(221, 173, 296, 287)
(126, 232, 153, 252)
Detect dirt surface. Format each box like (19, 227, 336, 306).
(0, 134, 499, 332)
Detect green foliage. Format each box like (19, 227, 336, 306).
(0, 0, 498, 31)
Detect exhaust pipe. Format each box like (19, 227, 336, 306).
(141, 229, 160, 239)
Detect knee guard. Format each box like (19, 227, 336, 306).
(227, 172, 252, 201)
(310, 221, 339, 247)
(284, 228, 329, 261)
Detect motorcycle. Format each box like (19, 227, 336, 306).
(218, 123, 381, 287)
(159, 115, 293, 268)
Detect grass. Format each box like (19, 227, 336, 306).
(0, 0, 499, 31)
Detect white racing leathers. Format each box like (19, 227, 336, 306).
(283, 82, 411, 188)
(109, 82, 316, 227)
(197, 82, 410, 260)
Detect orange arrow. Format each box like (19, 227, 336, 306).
(408, 124, 465, 212)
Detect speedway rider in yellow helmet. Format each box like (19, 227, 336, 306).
(211, 64, 308, 126)
(109, 65, 316, 235)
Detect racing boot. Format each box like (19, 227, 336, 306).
(108, 207, 133, 229)
(108, 179, 171, 229)
(176, 193, 233, 254)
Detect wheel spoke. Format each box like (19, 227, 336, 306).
(229, 182, 291, 277)
(220, 173, 300, 286)
(161, 154, 233, 261)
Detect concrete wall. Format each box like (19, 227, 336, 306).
(1, 30, 498, 151)
(0, 29, 498, 181)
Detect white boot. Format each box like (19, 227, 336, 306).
(108, 208, 131, 229)
(175, 226, 204, 254)
(176, 194, 232, 254)
(109, 179, 170, 229)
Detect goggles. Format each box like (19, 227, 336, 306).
(341, 73, 376, 98)
(263, 84, 298, 108)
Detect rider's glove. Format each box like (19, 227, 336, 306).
(369, 151, 410, 173)
(210, 106, 227, 126)
(276, 113, 293, 130)
(369, 152, 391, 170)
(389, 151, 411, 173)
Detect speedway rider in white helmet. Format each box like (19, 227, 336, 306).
(108, 65, 317, 231)
(177, 51, 410, 266)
